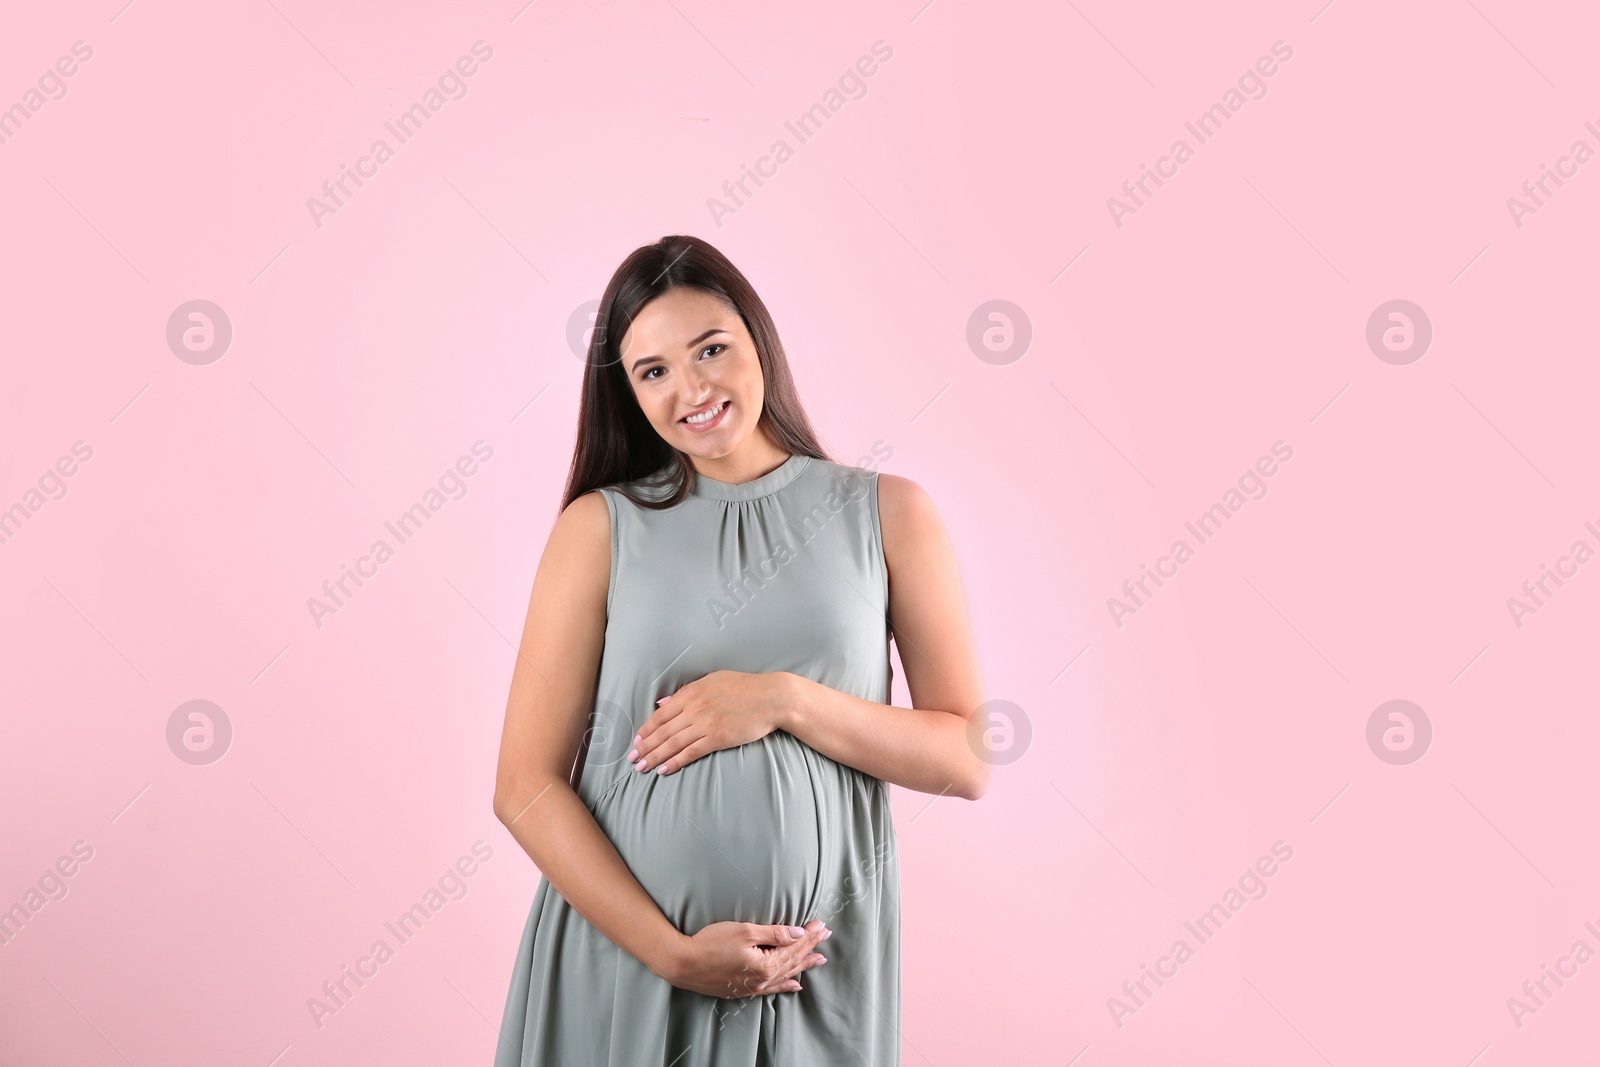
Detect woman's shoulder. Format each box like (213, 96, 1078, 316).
(873, 470, 933, 513)
(871, 470, 946, 556)
(532, 490, 613, 610)
(552, 488, 612, 547)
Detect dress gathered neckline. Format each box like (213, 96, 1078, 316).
(689, 452, 811, 501)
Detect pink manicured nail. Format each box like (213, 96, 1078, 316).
(632, 734, 642, 745)
(635, 758, 647, 771)
(627, 749, 638, 761)
(655, 765, 668, 775)
(657, 697, 669, 705)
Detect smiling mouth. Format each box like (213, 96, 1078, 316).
(681, 400, 730, 428)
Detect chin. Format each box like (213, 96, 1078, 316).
(680, 439, 738, 461)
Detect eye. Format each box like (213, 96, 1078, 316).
(639, 344, 724, 382)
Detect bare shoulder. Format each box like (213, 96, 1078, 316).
(555, 488, 611, 540)
(538, 489, 611, 596)
(875, 473, 944, 549)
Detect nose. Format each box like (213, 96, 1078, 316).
(680, 359, 715, 402)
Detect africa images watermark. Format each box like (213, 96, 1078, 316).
(1505, 120, 1600, 230)
(1504, 518, 1600, 629)
(1108, 840, 1296, 1028)
(1504, 918, 1600, 1031)
(306, 840, 494, 1029)
(0, 39, 94, 148)
(0, 840, 96, 948)
(707, 40, 895, 228)
(1106, 39, 1296, 229)
(1107, 440, 1295, 627)
(0, 439, 95, 548)
(306, 441, 494, 629)
(306, 40, 494, 229)
(705, 441, 893, 630)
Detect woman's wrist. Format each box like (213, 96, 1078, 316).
(644, 924, 691, 982)
(771, 670, 806, 733)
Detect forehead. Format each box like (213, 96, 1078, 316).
(622, 288, 741, 346)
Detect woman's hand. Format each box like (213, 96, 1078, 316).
(628, 670, 795, 775)
(655, 919, 831, 998)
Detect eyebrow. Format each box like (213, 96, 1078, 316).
(628, 328, 730, 375)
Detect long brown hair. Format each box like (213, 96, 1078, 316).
(560, 235, 831, 511)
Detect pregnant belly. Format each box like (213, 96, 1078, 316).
(589, 731, 832, 933)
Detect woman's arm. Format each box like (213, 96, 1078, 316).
(778, 473, 989, 800)
(493, 491, 832, 996)
(492, 491, 684, 977)
(630, 474, 991, 799)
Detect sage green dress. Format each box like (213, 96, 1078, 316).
(494, 453, 901, 1066)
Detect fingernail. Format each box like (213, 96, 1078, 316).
(632, 734, 642, 745)
(787, 926, 805, 937)
(635, 759, 647, 771)
(816, 956, 826, 964)
(655, 765, 667, 775)
(627, 749, 638, 761)
(657, 697, 669, 704)
(820, 929, 832, 941)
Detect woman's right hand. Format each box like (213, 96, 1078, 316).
(655, 919, 831, 998)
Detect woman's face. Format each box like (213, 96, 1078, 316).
(618, 287, 766, 460)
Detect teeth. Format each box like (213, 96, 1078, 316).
(685, 401, 727, 425)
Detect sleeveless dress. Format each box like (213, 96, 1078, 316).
(494, 452, 902, 1066)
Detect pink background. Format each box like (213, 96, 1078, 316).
(3, 1, 1596, 1063)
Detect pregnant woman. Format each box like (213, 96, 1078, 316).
(492, 235, 988, 1066)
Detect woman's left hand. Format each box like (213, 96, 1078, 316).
(628, 670, 797, 775)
